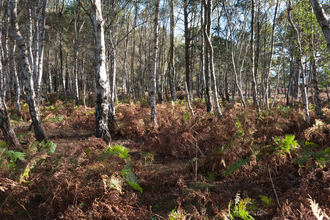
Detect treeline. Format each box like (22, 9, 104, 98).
(1, 0, 330, 148)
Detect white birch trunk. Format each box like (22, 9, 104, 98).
(109, 28, 117, 123)
(36, 0, 48, 105)
(204, 0, 222, 118)
(150, 0, 160, 125)
(204, 0, 213, 112)
(93, 0, 111, 143)
(33, 7, 40, 95)
(2, 5, 9, 99)
(310, 0, 330, 53)
(250, 0, 259, 109)
(47, 34, 52, 93)
(82, 55, 86, 110)
(122, 17, 130, 99)
(73, 0, 79, 106)
(169, 0, 177, 101)
(11, 44, 21, 115)
(28, 8, 33, 71)
(9, 0, 46, 141)
(0, 0, 22, 151)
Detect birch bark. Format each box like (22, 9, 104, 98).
(204, 0, 213, 112)
(9, 0, 46, 141)
(73, 0, 79, 106)
(169, 0, 177, 101)
(150, 0, 160, 126)
(0, 0, 22, 151)
(47, 34, 52, 93)
(93, 0, 111, 143)
(204, 0, 222, 118)
(36, 0, 48, 105)
(310, 0, 330, 53)
(11, 44, 21, 115)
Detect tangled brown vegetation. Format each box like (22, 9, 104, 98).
(1, 95, 330, 219)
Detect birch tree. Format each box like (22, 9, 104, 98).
(204, 0, 222, 118)
(0, 0, 22, 151)
(150, 0, 160, 126)
(168, 0, 177, 101)
(73, 0, 80, 106)
(309, 0, 330, 54)
(93, 0, 111, 144)
(9, 0, 46, 141)
(11, 44, 21, 116)
(204, 0, 213, 113)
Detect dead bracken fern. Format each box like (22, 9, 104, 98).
(308, 196, 330, 220)
(304, 119, 330, 143)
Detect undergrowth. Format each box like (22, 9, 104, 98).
(2, 96, 330, 219)
(100, 144, 143, 193)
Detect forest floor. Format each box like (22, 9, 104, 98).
(1, 92, 330, 219)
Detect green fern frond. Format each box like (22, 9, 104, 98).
(224, 158, 249, 177)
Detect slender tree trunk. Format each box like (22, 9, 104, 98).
(55, 33, 59, 99)
(217, 9, 225, 102)
(73, 0, 79, 106)
(250, 0, 259, 110)
(36, 0, 48, 106)
(2, 4, 9, 100)
(159, 47, 166, 102)
(109, 28, 117, 124)
(204, 0, 213, 112)
(82, 54, 86, 110)
(231, 43, 248, 107)
(47, 34, 52, 93)
(122, 16, 130, 100)
(185, 82, 194, 118)
(11, 44, 21, 115)
(310, 0, 330, 54)
(60, 32, 67, 104)
(283, 67, 286, 97)
(158, 27, 165, 103)
(169, 0, 177, 101)
(198, 3, 204, 99)
(131, 4, 137, 100)
(271, 21, 286, 108)
(205, 0, 222, 117)
(287, 52, 293, 106)
(310, 66, 315, 104)
(9, 0, 46, 141)
(0, 94, 22, 150)
(294, 57, 300, 99)
(252, 0, 260, 110)
(288, 0, 310, 125)
(184, 0, 191, 96)
(27, 8, 33, 71)
(0, 0, 21, 151)
(311, 39, 322, 115)
(93, 0, 111, 144)
(150, 0, 160, 126)
(33, 7, 40, 97)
